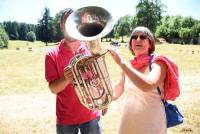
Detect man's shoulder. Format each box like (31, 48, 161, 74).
(46, 42, 61, 57)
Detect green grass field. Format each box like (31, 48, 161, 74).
(0, 40, 200, 133)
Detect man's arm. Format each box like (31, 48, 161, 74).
(49, 75, 72, 94)
(49, 66, 73, 94)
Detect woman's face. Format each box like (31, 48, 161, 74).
(131, 32, 151, 56)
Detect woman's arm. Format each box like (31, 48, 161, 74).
(120, 61, 166, 91)
(109, 49, 166, 92)
(112, 72, 125, 100)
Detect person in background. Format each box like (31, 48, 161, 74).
(45, 8, 105, 134)
(108, 26, 180, 134)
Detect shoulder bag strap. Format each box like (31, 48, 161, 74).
(149, 55, 164, 101)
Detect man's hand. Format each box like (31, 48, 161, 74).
(64, 66, 73, 83)
(48, 66, 73, 94)
(102, 108, 108, 116)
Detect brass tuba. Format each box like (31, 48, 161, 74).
(65, 6, 114, 110)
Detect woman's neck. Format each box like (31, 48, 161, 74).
(135, 53, 149, 58)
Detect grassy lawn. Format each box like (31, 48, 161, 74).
(0, 40, 200, 133)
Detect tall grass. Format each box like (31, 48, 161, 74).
(0, 40, 200, 133)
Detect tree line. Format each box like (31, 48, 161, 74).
(111, 0, 200, 44)
(0, 7, 64, 47)
(0, 0, 200, 48)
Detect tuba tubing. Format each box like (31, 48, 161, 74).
(69, 52, 113, 110)
(66, 6, 114, 110)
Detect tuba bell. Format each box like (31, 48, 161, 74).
(65, 6, 114, 110)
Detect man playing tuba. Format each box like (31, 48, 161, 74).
(45, 8, 105, 134)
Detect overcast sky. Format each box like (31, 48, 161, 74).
(0, 0, 199, 24)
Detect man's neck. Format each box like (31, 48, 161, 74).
(63, 39, 80, 53)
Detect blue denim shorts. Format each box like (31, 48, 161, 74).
(56, 116, 101, 134)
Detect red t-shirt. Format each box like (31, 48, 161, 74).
(45, 40, 99, 125)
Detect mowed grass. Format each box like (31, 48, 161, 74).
(0, 40, 200, 133)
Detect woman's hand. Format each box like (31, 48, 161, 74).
(108, 48, 122, 65)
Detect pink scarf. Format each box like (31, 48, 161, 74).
(130, 55, 180, 101)
(130, 54, 151, 70)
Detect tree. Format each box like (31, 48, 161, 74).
(135, 0, 165, 33)
(3, 21, 19, 40)
(130, 16, 137, 29)
(168, 16, 183, 40)
(0, 25, 9, 48)
(115, 15, 131, 42)
(50, 10, 65, 42)
(37, 7, 54, 46)
(18, 23, 28, 40)
(156, 15, 199, 44)
(156, 16, 183, 43)
(179, 28, 192, 44)
(27, 24, 36, 33)
(155, 16, 170, 39)
(182, 17, 196, 29)
(3, 21, 37, 41)
(104, 28, 115, 42)
(179, 17, 196, 44)
(191, 21, 200, 44)
(27, 31, 36, 42)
